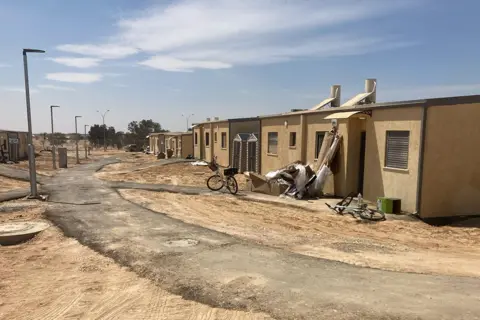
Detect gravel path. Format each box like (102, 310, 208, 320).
(40, 158, 480, 320)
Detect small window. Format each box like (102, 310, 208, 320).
(214, 132, 218, 143)
(289, 132, 296, 147)
(385, 131, 409, 169)
(315, 131, 326, 158)
(267, 132, 278, 154)
(221, 132, 227, 149)
(205, 132, 210, 146)
(194, 133, 198, 145)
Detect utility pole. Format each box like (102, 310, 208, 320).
(182, 113, 194, 131)
(75, 116, 82, 164)
(23, 48, 45, 198)
(84, 124, 89, 159)
(50, 105, 60, 169)
(97, 110, 110, 151)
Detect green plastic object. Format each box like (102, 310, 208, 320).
(377, 197, 401, 214)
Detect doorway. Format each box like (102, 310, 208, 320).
(358, 131, 366, 194)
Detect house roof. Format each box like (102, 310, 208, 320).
(0, 129, 28, 134)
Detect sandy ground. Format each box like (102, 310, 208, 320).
(119, 190, 480, 278)
(0, 176, 30, 192)
(0, 200, 271, 320)
(98, 162, 249, 190)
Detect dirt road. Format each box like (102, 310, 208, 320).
(119, 190, 480, 277)
(39, 158, 480, 320)
(0, 200, 271, 320)
(97, 161, 249, 190)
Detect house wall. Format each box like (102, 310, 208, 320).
(18, 132, 27, 159)
(149, 136, 157, 153)
(306, 114, 349, 196)
(229, 120, 260, 167)
(260, 115, 302, 173)
(181, 134, 193, 158)
(363, 107, 422, 213)
(193, 126, 203, 159)
(420, 103, 480, 218)
(212, 121, 229, 167)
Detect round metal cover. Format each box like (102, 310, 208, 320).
(0, 221, 50, 246)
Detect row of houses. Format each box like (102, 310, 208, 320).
(191, 79, 480, 220)
(148, 131, 193, 158)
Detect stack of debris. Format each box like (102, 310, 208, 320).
(246, 126, 342, 199)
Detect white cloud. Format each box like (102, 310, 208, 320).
(112, 83, 128, 88)
(47, 57, 101, 68)
(1, 86, 39, 94)
(139, 56, 231, 72)
(0, 63, 11, 68)
(45, 73, 103, 84)
(56, 44, 138, 59)
(38, 84, 76, 91)
(56, 0, 418, 72)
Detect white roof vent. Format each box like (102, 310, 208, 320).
(310, 85, 341, 110)
(214, 117, 219, 121)
(206, 117, 211, 121)
(341, 79, 377, 107)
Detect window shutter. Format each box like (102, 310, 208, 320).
(385, 131, 409, 169)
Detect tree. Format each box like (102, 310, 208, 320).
(127, 119, 167, 146)
(47, 132, 67, 146)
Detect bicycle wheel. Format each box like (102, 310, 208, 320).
(358, 208, 386, 221)
(226, 176, 238, 195)
(207, 175, 224, 191)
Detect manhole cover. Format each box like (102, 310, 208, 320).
(163, 239, 199, 247)
(0, 221, 50, 246)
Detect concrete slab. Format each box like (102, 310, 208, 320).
(0, 221, 50, 246)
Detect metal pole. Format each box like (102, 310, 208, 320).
(50, 105, 59, 169)
(23, 52, 37, 198)
(103, 116, 106, 151)
(75, 116, 81, 164)
(84, 124, 89, 159)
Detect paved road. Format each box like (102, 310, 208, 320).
(43, 159, 480, 320)
(0, 164, 48, 184)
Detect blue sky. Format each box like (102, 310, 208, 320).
(1, 0, 479, 133)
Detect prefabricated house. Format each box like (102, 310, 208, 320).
(164, 132, 193, 158)
(0, 129, 28, 161)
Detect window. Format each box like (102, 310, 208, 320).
(385, 131, 409, 169)
(214, 132, 218, 143)
(205, 132, 210, 147)
(221, 132, 227, 149)
(289, 132, 296, 147)
(194, 133, 198, 145)
(267, 132, 278, 154)
(315, 131, 326, 159)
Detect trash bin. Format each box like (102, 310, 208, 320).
(166, 149, 173, 158)
(157, 152, 166, 159)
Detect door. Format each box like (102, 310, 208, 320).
(232, 141, 241, 169)
(247, 141, 257, 172)
(358, 131, 366, 194)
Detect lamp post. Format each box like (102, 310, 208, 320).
(84, 124, 89, 159)
(23, 48, 45, 198)
(75, 116, 82, 164)
(97, 110, 110, 151)
(50, 105, 60, 169)
(182, 113, 194, 131)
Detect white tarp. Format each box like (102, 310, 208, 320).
(191, 161, 208, 166)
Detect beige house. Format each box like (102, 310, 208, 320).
(149, 132, 193, 158)
(193, 79, 480, 219)
(193, 117, 260, 171)
(0, 129, 28, 161)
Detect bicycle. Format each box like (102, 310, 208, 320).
(206, 156, 239, 195)
(325, 192, 386, 221)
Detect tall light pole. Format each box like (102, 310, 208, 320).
(84, 124, 89, 159)
(23, 48, 45, 198)
(50, 105, 60, 169)
(182, 113, 194, 131)
(97, 110, 110, 151)
(75, 116, 82, 164)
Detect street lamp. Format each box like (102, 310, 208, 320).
(84, 124, 89, 159)
(97, 110, 110, 151)
(75, 116, 82, 164)
(182, 113, 194, 131)
(50, 105, 60, 169)
(23, 48, 46, 198)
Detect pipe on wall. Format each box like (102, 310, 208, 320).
(415, 104, 428, 216)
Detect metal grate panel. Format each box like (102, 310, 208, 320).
(385, 131, 409, 169)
